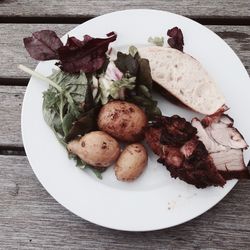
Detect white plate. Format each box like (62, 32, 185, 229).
(21, 9, 250, 231)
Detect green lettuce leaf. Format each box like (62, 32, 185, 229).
(148, 36, 164, 46)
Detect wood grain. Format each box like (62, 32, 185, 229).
(0, 23, 75, 80)
(0, 0, 249, 19)
(0, 24, 249, 80)
(0, 85, 24, 148)
(0, 155, 249, 249)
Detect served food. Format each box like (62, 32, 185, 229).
(115, 143, 148, 181)
(192, 107, 249, 179)
(98, 101, 147, 142)
(20, 26, 249, 187)
(67, 131, 120, 168)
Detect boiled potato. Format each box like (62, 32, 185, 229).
(67, 131, 120, 168)
(98, 101, 147, 142)
(115, 143, 148, 181)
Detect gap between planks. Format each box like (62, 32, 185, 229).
(0, 146, 26, 156)
(0, 16, 250, 26)
(0, 78, 28, 86)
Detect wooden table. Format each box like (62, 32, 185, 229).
(0, 1, 249, 249)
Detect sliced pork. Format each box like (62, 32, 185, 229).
(211, 150, 249, 179)
(209, 121, 248, 149)
(192, 118, 226, 153)
(192, 114, 249, 180)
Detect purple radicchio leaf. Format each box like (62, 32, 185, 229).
(23, 30, 63, 60)
(56, 32, 117, 73)
(167, 27, 184, 52)
(65, 35, 93, 49)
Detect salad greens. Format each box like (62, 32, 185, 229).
(99, 76, 136, 104)
(167, 27, 184, 52)
(147, 27, 184, 51)
(114, 51, 139, 76)
(19, 42, 162, 178)
(114, 47, 162, 119)
(21, 27, 188, 178)
(44, 70, 89, 135)
(19, 65, 101, 178)
(148, 36, 164, 47)
(97, 61, 136, 104)
(24, 30, 117, 73)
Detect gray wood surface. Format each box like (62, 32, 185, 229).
(0, 24, 249, 79)
(0, 0, 249, 19)
(0, 155, 250, 249)
(0, 2, 250, 249)
(0, 86, 24, 148)
(0, 24, 75, 80)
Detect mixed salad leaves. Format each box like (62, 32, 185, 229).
(148, 26, 184, 51)
(20, 26, 183, 178)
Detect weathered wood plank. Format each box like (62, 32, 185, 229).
(0, 24, 249, 79)
(0, 23, 75, 80)
(0, 0, 249, 19)
(0, 155, 249, 249)
(0, 85, 24, 148)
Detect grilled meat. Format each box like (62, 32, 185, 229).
(192, 114, 249, 180)
(146, 116, 226, 188)
(146, 112, 249, 188)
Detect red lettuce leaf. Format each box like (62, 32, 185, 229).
(65, 35, 93, 49)
(23, 30, 63, 60)
(56, 32, 117, 73)
(167, 27, 184, 52)
(23, 30, 117, 73)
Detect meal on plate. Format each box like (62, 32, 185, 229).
(19, 26, 250, 187)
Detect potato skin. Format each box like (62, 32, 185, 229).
(115, 143, 148, 181)
(98, 101, 147, 142)
(67, 131, 120, 168)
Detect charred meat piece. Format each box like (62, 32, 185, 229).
(178, 139, 225, 188)
(159, 115, 197, 146)
(192, 114, 249, 180)
(146, 126, 162, 155)
(146, 112, 249, 188)
(146, 116, 226, 188)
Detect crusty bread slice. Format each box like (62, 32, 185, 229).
(138, 46, 225, 115)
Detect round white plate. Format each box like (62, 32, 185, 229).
(22, 9, 250, 231)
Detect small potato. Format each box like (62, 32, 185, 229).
(98, 101, 147, 142)
(115, 143, 148, 181)
(67, 131, 120, 168)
